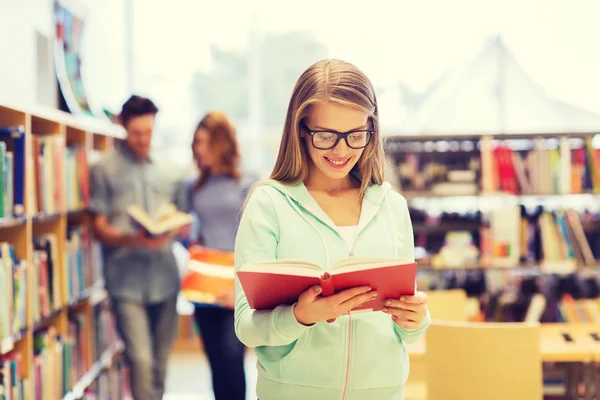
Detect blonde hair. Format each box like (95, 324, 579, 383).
(270, 59, 384, 197)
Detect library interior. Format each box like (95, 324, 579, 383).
(1, 0, 600, 399)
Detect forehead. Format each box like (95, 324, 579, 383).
(194, 127, 210, 140)
(308, 102, 368, 131)
(126, 114, 155, 132)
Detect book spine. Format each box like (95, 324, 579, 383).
(319, 272, 334, 296)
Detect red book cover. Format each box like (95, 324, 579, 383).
(237, 258, 417, 312)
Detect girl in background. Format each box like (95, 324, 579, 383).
(188, 111, 257, 400)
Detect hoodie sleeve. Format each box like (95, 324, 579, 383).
(390, 193, 431, 344)
(233, 186, 312, 348)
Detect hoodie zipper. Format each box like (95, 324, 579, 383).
(340, 229, 357, 400)
(341, 314, 353, 400)
(297, 200, 372, 400)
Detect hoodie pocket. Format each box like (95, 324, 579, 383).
(349, 315, 404, 390)
(278, 323, 346, 389)
(255, 329, 313, 383)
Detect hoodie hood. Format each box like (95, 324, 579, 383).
(253, 178, 395, 241)
(256, 178, 394, 208)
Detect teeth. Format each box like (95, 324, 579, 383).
(326, 157, 349, 166)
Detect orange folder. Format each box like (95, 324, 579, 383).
(180, 246, 235, 305)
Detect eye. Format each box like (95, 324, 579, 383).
(349, 132, 365, 141)
(316, 132, 335, 141)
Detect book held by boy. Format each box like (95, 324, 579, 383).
(127, 203, 192, 237)
(237, 257, 417, 312)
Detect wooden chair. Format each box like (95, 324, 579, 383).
(424, 321, 542, 400)
(405, 289, 471, 399)
(425, 289, 469, 321)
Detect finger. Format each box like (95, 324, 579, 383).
(382, 307, 417, 321)
(339, 290, 379, 311)
(384, 299, 421, 312)
(331, 286, 373, 304)
(299, 285, 322, 303)
(391, 315, 421, 330)
(396, 292, 428, 305)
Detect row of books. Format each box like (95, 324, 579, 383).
(396, 151, 480, 196)
(66, 226, 101, 301)
(482, 206, 596, 272)
(32, 135, 89, 216)
(0, 126, 90, 220)
(556, 294, 600, 323)
(392, 135, 600, 196)
(0, 143, 15, 220)
(413, 205, 598, 272)
(93, 304, 118, 362)
(32, 234, 62, 321)
(86, 361, 131, 400)
(0, 299, 118, 399)
(484, 137, 600, 195)
(0, 352, 24, 400)
(0, 228, 102, 347)
(418, 266, 600, 323)
(0, 127, 25, 219)
(0, 243, 26, 344)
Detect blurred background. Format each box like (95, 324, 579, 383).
(2, 1, 600, 399)
(3, 0, 600, 176)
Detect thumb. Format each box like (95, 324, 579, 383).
(301, 285, 322, 302)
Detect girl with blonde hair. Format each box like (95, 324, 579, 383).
(234, 59, 430, 400)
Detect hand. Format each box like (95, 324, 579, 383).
(384, 291, 428, 330)
(293, 285, 377, 326)
(126, 230, 170, 250)
(176, 223, 192, 239)
(216, 290, 236, 309)
(141, 234, 171, 250)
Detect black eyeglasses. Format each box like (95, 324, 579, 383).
(300, 121, 374, 150)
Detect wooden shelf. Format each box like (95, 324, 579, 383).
(404, 190, 600, 201)
(0, 217, 27, 229)
(385, 131, 599, 142)
(418, 261, 600, 273)
(0, 102, 123, 396)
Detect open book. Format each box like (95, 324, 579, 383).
(127, 203, 192, 237)
(237, 257, 417, 312)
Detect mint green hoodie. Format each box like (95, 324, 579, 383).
(234, 179, 431, 400)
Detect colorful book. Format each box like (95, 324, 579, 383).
(0, 127, 25, 217)
(237, 257, 417, 312)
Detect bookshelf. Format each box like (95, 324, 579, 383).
(386, 131, 600, 323)
(0, 102, 128, 398)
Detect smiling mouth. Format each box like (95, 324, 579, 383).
(324, 156, 351, 168)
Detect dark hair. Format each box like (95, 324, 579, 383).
(119, 95, 159, 127)
(192, 111, 241, 192)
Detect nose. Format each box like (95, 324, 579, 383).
(331, 136, 350, 154)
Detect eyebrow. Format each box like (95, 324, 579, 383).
(313, 124, 369, 133)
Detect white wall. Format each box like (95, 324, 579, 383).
(0, 0, 128, 113)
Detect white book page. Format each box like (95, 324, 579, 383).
(156, 212, 192, 233)
(127, 205, 156, 231)
(238, 259, 322, 277)
(330, 257, 413, 274)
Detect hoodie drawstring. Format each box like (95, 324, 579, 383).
(284, 194, 331, 268)
(385, 198, 399, 258)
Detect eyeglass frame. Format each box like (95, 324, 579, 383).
(299, 120, 375, 150)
